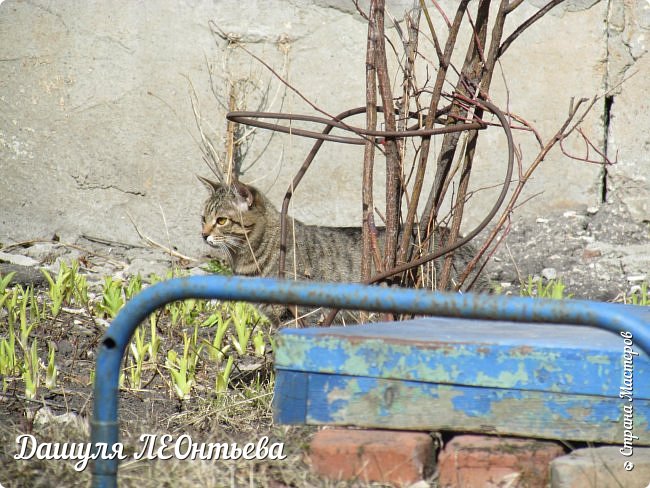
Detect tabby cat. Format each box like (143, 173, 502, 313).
(199, 177, 487, 321)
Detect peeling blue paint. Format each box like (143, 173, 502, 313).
(91, 275, 650, 486)
(284, 371, 650, 443)
(450, 388, 524, 417)
(277, 318, 650, 398)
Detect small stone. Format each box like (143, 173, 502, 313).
(629, 285, 643, 294)
(582, 248, 601, 260)
(551, 446, 650, 488)
(0, 251, 39, 267)
(57, 340, 74, 355)
(188, 266, 209, 277)
(562, 210, 577, 218)
(542, 268, 557, 280)
(406, 481, 430, 488)
(586, 206, 599, 215)
(536, 218, 549, 224)
(23, 242, 62, 263)
(627, 274, 647, 283)
(125, 258, 171, 280)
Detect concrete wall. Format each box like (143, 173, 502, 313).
(0, 0, 647, 256)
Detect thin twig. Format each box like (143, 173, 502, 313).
(398, 1, 470, 267)
(362, 1, 380, 283)
(126, 213, 197, 262)
(498, 0, 567, 59)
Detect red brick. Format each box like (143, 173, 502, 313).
(307, 428, 433, 486)
(438, 435, 564, 488)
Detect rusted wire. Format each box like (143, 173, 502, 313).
(225, 95, 514, 324)
(226, 111, 484, 145)
(228, 104, 474, 279)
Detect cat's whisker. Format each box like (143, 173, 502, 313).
(224, 236, 244, 251)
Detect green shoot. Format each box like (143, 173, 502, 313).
(7, 285, 20, 328)
(230, 302, 266, 355)
(626, 282, 649, 306)
(73, 272, 89, 306)
(126, 357, 143, 390)
(166, 348, 193, 400)
(0, 271, 16, 305)
(252, 330, 266, 357)
(125, 274, 143, 300)
(0, 323, 18, 377)
(22, 339, 40, 400)
(98, 276, 125, 318)
(215, 355, 234, 393)
(41, 269, 65, 317)
(166, 331, 201, 400)
(41, 261, 87, 315)
(45, 342, 58, 389)
(202, 312, 231, 363)
(520, 277, 571, 300)
(128, 328, 147, 389)
(18, 287, 37, 348)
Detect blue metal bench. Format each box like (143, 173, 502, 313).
(91, 275, 650, 487)
(274, 316, 649, 442)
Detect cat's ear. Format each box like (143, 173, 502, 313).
(232, 181, 255, 209)
(197, 175, 221, 193)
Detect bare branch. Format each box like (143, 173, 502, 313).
(498, 0, 567, 59)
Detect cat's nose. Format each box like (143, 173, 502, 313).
(202, 223, 212, 240)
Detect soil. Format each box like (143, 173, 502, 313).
(0, 200, 648, 487)
(2, 199, 648, 300)
(488, 200, 649, 301)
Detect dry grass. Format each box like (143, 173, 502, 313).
(0, 264, 412, 487)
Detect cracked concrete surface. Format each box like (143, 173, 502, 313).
(0, 0, 648, 266)
(604, 0, 650, 223)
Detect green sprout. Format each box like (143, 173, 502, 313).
(166, 331, 201, 400)
(215, 355, 234, 393)
(41, 260, 87, 315)
(21, 339, 40, 400)
(45, 342, 58, 389)
(97, 276, 125, 318)
(626, 282, 649, 306)
(202, 312, 231, 363)
(252, 330, 266, 357)
(128, 328, 148, 389)
(125, 274, 143, 300)
(520, 277, 571, 300)
(229, 302, 267, 355)
(0, 271, 16, 308)
(0, 323, 18, 379)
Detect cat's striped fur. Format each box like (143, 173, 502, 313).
(199, 177, 488, 321)
(200, 177, 367, 282)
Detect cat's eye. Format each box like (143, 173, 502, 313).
(215, 217, 228, 226)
